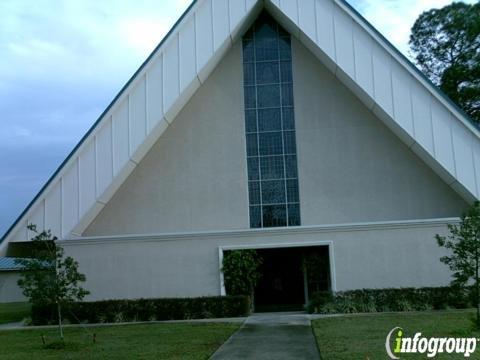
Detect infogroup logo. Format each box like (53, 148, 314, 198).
(385, 327, 477, 358)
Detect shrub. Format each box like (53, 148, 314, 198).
(307, 291, 333, 313)
(31, 295, 250, 325)
(308, 286, 472, 314)
(222, 250, 262, 296)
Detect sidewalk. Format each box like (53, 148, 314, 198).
(0, 316, 246, 331)
(210, 312, 320, 359)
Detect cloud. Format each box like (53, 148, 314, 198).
(0, 0, 192, 235)
(0, 0, 192, 149)
(119, 18, 171, 55)
(0, 0, 474, 236)
(350, 0, 477, 58)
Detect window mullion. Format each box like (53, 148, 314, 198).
(243, 12, 300, 228)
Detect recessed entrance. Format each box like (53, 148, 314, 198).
(253, 245, 331, 312)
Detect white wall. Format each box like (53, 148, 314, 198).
(0, 272, 26, 303)
(84, 42, 249, 236)
(292, 38, 468, 224)
(2, 0, 262, 246)
(65, 220, 455, 300)
(84, 37, 466, 237)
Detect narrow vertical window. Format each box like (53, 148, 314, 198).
(243, 12, 301, 228)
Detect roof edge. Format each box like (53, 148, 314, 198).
(336, 0, 480, 137)
(1, 0, 198, 244)
(3, 0, 479, 245)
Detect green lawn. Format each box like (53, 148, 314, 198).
(0, 322, 240, 359)
(313, 310, 480, 359)
(0, 302, 31, 324)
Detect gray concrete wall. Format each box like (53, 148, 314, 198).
(65, 220, 454, 300)
(291, 38, 467, 224)
(0, 272, 26, 303)
(84, 37, 467, 238)
(84, 41, 249, 236)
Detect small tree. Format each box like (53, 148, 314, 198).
(222, 249, 262, 308)
(436, 201, 480, 328)
(16, 224, 89, 339)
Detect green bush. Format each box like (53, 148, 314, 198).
(31, 295, 250, 325)
(307, 286, 472, 314)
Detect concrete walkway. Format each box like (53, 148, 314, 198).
(0, 316, 246, 331)
(0, 321, 24, 330)
(210, 312, 320, 359)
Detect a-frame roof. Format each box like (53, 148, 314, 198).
(2, 0, 480, 250)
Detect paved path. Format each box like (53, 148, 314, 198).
(0, 317, 246, 331)
(210, 312, 320, 359)
(0, 321, 23, 330)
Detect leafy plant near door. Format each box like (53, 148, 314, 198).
(15, 224, 89, 342)
(302, 252, 331, 295)
(221, 249, 262, 309)
(436, 201, 480, 329)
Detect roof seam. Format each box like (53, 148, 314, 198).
(0, 0, 200, 243)
(334, 0, 480, 138)
(3, 0, 480, 245)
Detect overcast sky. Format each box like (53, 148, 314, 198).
(0, 0, 475, 237)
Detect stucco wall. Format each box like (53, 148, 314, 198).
(291, 38, 467, 224)
(84, 42, 249, 236)
(84, 37, 467, 237)
(0, 272, 26, 303)
(66, 220, 454, 300)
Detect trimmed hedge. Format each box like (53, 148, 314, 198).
(308, 286, 473, 314)
(31, 295, 250, 325)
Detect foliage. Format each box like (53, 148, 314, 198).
(30, 295, 251, 325)
(16, 225, 89, 306)
(222, 250, 262, 296)
(302, 252, 331, 294)
(15, 224, 89, 338)
(409, 2, 480, 123)
(307, 286, 471, 314)
(436, 201, 480, 328)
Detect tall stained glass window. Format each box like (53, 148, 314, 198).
(243, 12, 301, 228)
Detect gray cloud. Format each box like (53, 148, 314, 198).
(0, 0, 190, 236)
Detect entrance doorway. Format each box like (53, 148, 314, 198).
(253, 245, 331, 312)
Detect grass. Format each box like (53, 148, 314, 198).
(0, 322, 240, 359)
(0, 302, 31, 324)
(313, 310, 480, 359)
